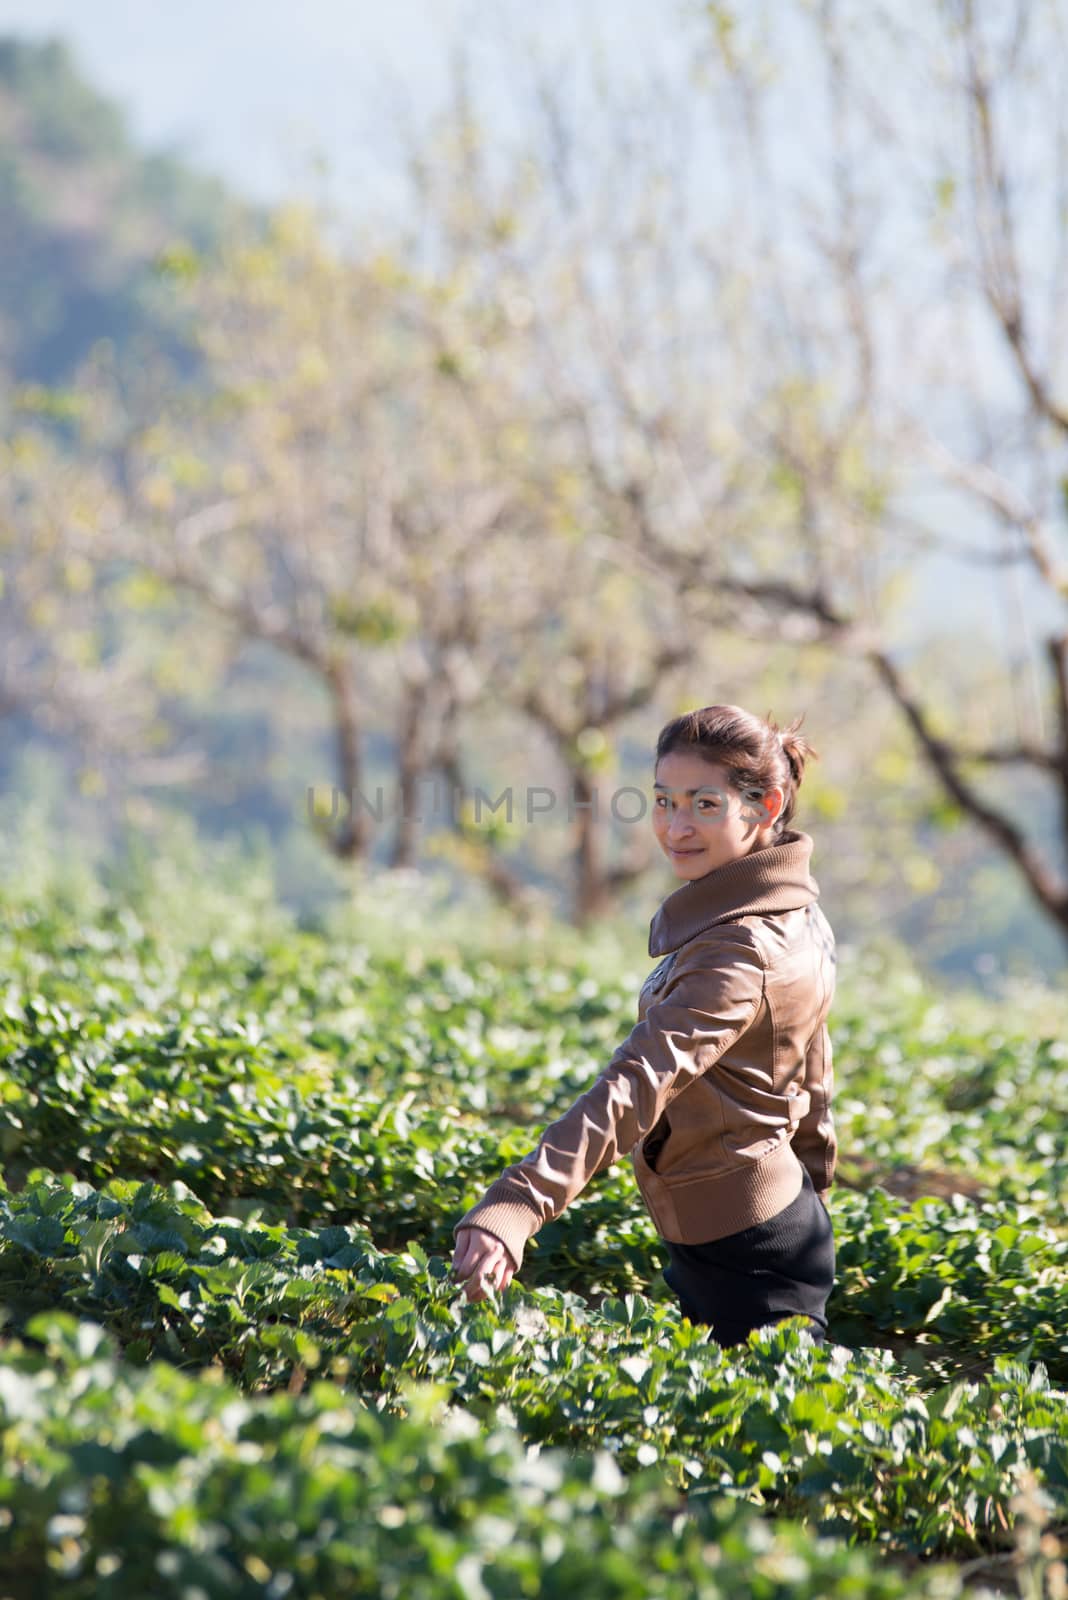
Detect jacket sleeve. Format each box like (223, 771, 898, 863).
(452, 929, 766, 1274)
(791, 1020, 837, 1202)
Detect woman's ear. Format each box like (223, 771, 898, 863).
(762, 786, 785, 827)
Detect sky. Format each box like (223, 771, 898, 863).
(0, 0, 673, 219)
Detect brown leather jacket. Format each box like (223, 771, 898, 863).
(453, 828, 837, 1274)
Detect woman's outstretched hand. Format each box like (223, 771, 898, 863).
(451, 1225, 516, 1304)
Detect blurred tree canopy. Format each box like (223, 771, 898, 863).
(0, 11, 1066, 977)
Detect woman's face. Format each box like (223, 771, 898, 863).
(652, 750, 782, 880)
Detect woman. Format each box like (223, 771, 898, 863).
(450, 704, 837, 1348)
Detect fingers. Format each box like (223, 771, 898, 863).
(451, 1237, 485, 1278)
(452, 1233, 491, 1283)
(452, 1226, 503, 1275)
(459, 1262, 500, 1304)
(450, 1227, 515, 1304)
(473, 1256, 513, 1304)
(456, 1250, 506, 1301)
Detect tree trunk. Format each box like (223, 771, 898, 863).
(572, 767, 614, 927)
(390, 686, 427, 869)
(324, 651, 372, 861)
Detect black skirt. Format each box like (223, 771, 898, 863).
(660, 1165, 835, 1347)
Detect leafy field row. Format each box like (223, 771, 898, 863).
(2, 885, 1067, 1593)
(2, 903, 1066, 1220)
(2, 1036, 1067, 1377)
(3, 1313, 997, 1600)
(2, 1170, 1067, 1561)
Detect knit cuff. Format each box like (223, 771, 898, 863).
(453, 1188, 542, 1274)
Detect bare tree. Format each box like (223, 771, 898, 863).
(674, 0, 1068, 942)
(405, 2, 1068, 943)
(70, 212, 545, 888)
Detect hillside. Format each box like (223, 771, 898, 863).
(0, 34, 255, 383)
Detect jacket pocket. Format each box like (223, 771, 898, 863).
(640, 1112, 671, 1173)
(631, 1144, 680, 1238)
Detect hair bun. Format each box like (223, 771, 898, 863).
(777, 727, 815, 786)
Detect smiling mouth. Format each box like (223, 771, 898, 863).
(669, 846, 703, 855)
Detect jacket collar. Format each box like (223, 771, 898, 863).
(648, 828, 820, 956)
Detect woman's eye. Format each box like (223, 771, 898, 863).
(654, 796, 718, 811)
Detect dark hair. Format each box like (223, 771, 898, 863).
(654, 704, 818, 838)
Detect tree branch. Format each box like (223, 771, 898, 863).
(917, 431, 1068, 597)
(870, 645, 1068, 925)
(962, 0, 1068, 436)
